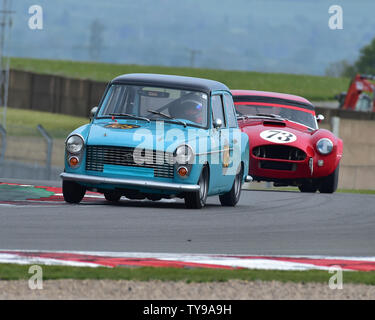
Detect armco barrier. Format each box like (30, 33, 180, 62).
(8, 69, 107, 118)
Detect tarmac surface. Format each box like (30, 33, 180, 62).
(0, 179, 374, 257)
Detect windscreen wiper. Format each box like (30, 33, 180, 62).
(256, 113, 285, 120)
(236, 114, 250, 120)
(147, 110, 187, 127)
(237, 113, 286, 121)
(109, 113, 150, 123)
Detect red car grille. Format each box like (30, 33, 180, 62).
(259, 160, 297, 171)
(253, 145, 306, 161)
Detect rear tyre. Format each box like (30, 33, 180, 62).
(219, 166, 243, 207)
(298, 182, 318, 193)
(104, 191, 122, 202)
(185, 166, 209, 209)
(319, 165, 339, 194)
(62, 180, 86, 204)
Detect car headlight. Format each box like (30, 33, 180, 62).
(316, 138, 333, 155)
(175, 145, 194, 164)
(66, 135, 84, 154)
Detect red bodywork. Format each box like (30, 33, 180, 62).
(232, 90, 343, 185)
(339, 74, 375, 112)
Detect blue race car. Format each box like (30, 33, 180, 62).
(61, 73, 250, 209)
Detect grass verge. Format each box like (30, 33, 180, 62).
(337, 189, 375, 195)
(0, 107, 88, 138)
(0, 264, 375, 285)
(10, 57, 349, 101)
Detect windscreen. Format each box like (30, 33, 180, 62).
(235, 103, 317, 129)
(98, 84, 208, 127)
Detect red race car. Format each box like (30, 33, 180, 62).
(232, 90, 343, 193)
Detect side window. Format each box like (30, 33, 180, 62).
(223, 94, 237, 128)
(211, 95, 226, 127)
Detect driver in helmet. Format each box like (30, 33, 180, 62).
(170, 99, 203, 124)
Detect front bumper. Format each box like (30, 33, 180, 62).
(60, 172, 200, 192)
(249, 155, 336, 181)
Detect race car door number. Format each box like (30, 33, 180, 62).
(260, 129, 297, 143)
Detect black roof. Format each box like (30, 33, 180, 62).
(111, 73, 230, 93)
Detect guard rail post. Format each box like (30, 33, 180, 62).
(37, 124, 53, 180)
(0, 124, 6, 163)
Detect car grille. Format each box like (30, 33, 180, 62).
(86, 145, 174, 178)
(259, 160, 297, 171)
(253, 145, 306, 161)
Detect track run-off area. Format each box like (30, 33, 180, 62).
(0, 181, 374, 271)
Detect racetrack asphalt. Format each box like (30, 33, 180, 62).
(0, 180, 374, 257)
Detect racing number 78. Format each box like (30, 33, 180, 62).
(265, 130, 294, 142)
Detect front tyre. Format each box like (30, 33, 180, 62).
(219, 166, 243, 207)
(319, 165, 339, 194)
(62, 180, 86, 204)
(298, 182, 318, 193)
(185, 166, 209, 209)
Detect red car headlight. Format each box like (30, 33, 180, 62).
(316, 138, 333, 155)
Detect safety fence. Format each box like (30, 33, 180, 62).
(0, 124, 64, 181)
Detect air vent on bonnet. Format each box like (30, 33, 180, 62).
(263, 120, 286, 127)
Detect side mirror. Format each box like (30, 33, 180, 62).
(213, 118, 223, 129)
(316, 114, 324, 123)
(90, 106, 98, 120)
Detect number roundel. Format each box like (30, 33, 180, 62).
(260, 129, 297, 144)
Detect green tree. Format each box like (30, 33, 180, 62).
(355, 37, 375, 75)
(327, 37, 375, 78)
(325, 60, 356, 78)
